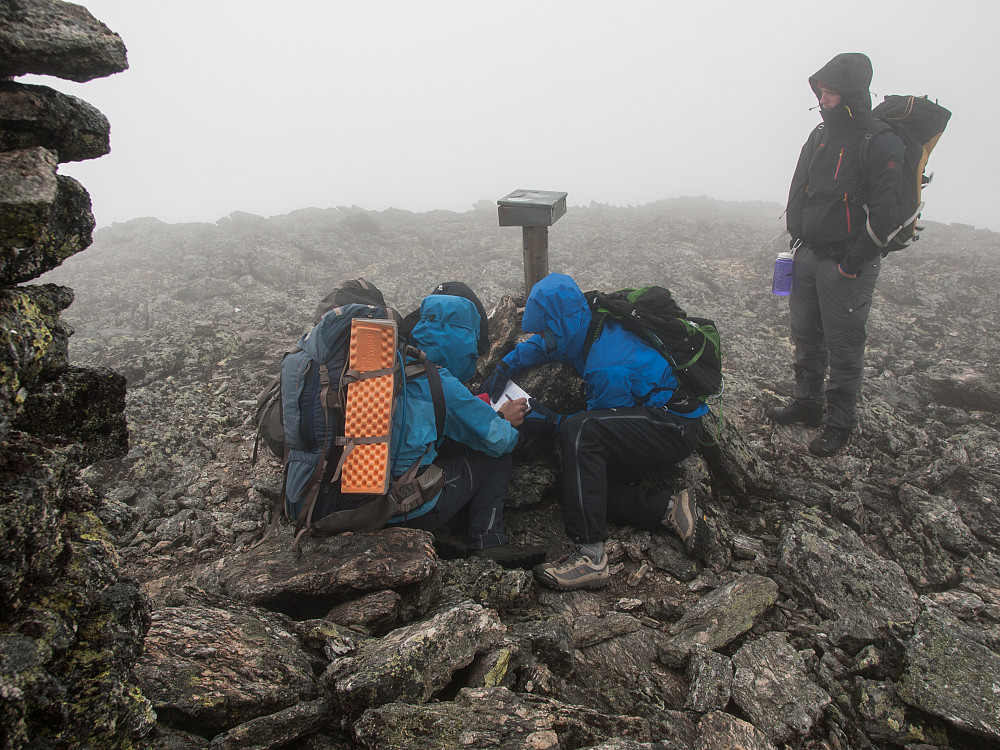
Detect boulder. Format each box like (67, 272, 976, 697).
(133, 597, 318, 738)
(0, 284, 74, 444)
(730, 631, 831, 744)
(352, 686, 652, 749)
(778, 510, 920, 642)
(191, 526, 440, 620)
(898, 608, 1000, 743)
(694, 711, 778, 750)
(324, 602, 506, 714)
(660, 574, 779, 666)
(0, 0, 128, 81)
(0, 81, 111, 162)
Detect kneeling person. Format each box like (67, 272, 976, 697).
(390, 292, 543, 569)
(482, 273, 709, 590)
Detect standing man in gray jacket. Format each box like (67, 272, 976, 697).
(768, 52, 904, 457)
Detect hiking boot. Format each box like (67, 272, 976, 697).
(662, 488, 710, 559)
(809, 425, 852, 457)
(470, 544, 546, 570)
(765, 400, 824, 427)
(533, 547, 609, 591)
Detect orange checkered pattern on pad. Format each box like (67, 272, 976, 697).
(341, 318, 396, 494)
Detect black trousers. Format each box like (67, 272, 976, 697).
(396, 450, 511, 550)
(557, 407, 702, 544)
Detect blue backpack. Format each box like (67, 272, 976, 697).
(254, 288, 445, 551)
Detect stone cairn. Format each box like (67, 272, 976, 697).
(0, 2, 153, 748)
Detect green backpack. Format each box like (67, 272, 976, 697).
(582, 286, 723, 404)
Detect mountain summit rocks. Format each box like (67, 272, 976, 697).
(5, 1, 1000, 748)
(40, 201, 1000, 749)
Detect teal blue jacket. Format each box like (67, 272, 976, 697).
(389, 294, 518, 520)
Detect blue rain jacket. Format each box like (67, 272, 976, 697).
(501, 273, 708, 416)
(390, 294, 519, 520)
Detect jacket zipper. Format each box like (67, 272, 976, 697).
(843, 192, 851, 233)
(833, 147, 844, 180)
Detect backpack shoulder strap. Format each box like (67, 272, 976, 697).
(404, 347, 447, 439)
(859, 119, 893, 185)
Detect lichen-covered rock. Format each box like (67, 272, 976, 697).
(694, 711, 778, 750)
(352, 686, 652, 749)
(898, 608, 1000, 743)
(778, 510, 920, 639)
(731, 632, 831, 744)
(853, 678, 942, 746)
(324, 602, 506, 714)
(0, 80, 111, 162)
(0, 0, 128, 81)
(660, 575, 779, 666)
(0, 146, 58, 247)
(208, 698, 332, 750)
(0, 284, 73, 442)
(685, 644, 734, 714)
(0, 433, 154, 749)
(133, 597, 318, 739)
(12, 364, 127, 464)
(1, 172, 95, 285)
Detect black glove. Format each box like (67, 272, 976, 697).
(518, 398, 564, 441)
(479, 360, 514, 402)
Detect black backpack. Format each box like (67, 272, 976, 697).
(861, 94, 951, 252)
(399, 281, 491, 356)
(581, 286, 723, 405)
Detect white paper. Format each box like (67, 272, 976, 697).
(489, 379, 532, 413)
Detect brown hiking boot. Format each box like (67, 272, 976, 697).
(662, 488, 709, 559)
(533, 547, 609, 591)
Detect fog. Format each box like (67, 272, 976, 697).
(26, 0, 1000, 231)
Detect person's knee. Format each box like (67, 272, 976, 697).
(558, 411, 588, 450)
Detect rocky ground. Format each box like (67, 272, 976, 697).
(38, 198, 1000, 749)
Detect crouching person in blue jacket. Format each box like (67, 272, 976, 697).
(388, 292, 545, 569)
(481, 273, 709, 590)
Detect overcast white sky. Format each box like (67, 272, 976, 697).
(25, 1, 999, 231)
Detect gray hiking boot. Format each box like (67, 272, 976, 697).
(533, 547, 609, 591)
(765, 400, 824, 427)
(662, 488, 709, 559)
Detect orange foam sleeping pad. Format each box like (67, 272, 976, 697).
(340, 317, 397, 495)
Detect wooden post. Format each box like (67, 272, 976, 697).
(522, 225, 549, 294)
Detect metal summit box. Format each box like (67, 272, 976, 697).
(497, 189, 568, 227)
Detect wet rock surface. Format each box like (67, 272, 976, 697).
(5, 3, 1000, 747)
(1, 3, 147, 748)
(34, 199, 1000, 749)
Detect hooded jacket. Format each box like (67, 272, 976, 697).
(500, 273, 707, 416)
(389, 294, 519, 519)
(786, 52, 905, 274)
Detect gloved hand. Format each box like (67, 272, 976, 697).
(518, 398, 564, 441)
(479, 360, 514, 402)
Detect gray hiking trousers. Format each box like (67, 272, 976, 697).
(789, 244, 881, 431)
